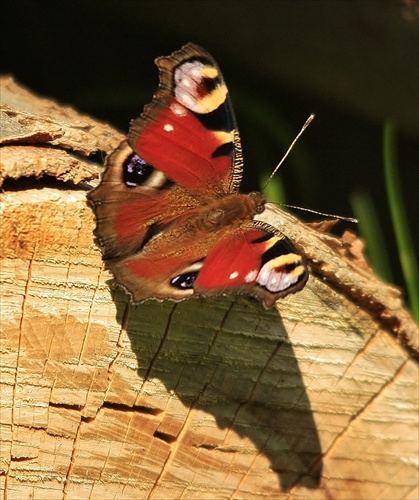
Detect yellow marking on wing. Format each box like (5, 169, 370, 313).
(195, 83, 228, 113)
(289, 264, 307, 278)
(213, 130, 234, 144)
(264, 235, 282, 248)
(200, 66, 219, 79)
(267, 253, 304, 268)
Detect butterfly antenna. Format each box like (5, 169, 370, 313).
(281, 203, 358, 223)
(263, 113, 315, 189)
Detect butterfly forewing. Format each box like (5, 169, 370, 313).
(129, 44, 243, 195)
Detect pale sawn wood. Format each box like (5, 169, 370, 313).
(1, 77, 418, 500)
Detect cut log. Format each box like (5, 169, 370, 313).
(1, 77, 418, 499)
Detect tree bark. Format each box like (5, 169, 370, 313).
(1, 77, 418, 499)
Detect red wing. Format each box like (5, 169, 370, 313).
(195, 224, 308, 307)
(87, 141, 201, 260)
(109, 223, 219, 303)
(108, 222, 308, 309)
(128, 43, 243, 196)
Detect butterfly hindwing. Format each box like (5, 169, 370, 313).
(109, 221, 308, 307)
(88, 140, 202, 260)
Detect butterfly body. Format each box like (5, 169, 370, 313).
(88, 43, 308, 308)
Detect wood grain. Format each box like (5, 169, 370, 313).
(1, 77, 418, 500)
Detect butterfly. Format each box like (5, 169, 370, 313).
(88, 43, 308, 309)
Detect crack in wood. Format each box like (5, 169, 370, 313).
(62, 411, 84, 499)
(4, 257, 34, 499)
(153, 430, 178, 444)
(139, 303, 177, 392)
(102, 401, 163, 415)
(103, 301, 129, 399)
(193, 443, 237, 453)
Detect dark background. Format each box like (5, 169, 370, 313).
(2, 0, 418, 300)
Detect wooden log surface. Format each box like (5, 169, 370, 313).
(1, 77, 418, 499)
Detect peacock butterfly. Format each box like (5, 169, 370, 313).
(88, 43, 308, 309)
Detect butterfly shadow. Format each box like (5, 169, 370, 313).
(115, 293, 322, 491)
